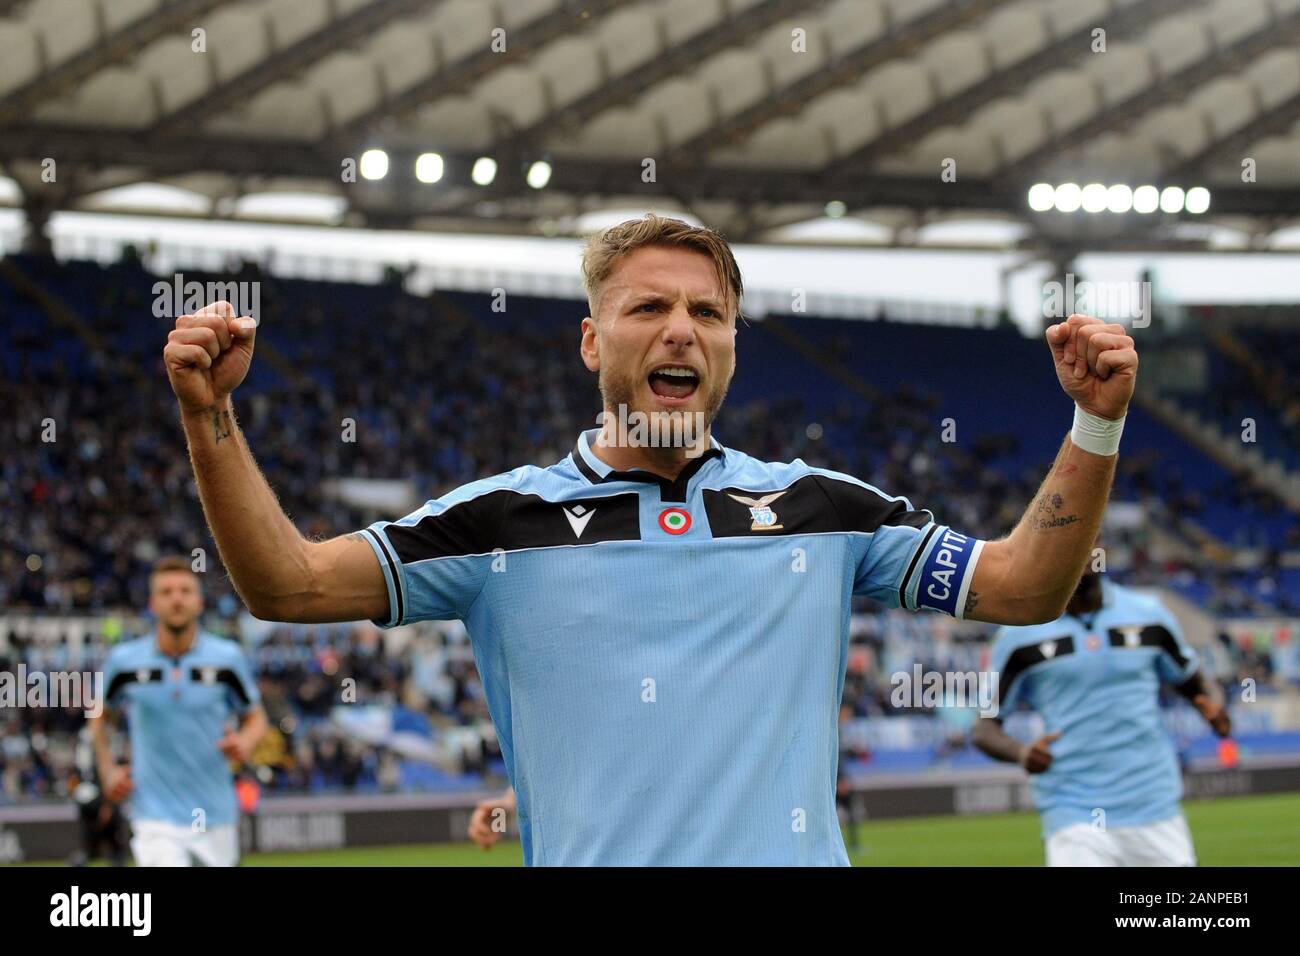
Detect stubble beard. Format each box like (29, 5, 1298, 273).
(598, 363, 733, 447)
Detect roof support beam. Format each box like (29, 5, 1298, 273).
(7, 122, 1299, 218)
(661, 0, 1012, 166)
(826, 0, 1208, 176)
(493, 0, 829, 165)
(1164, 88, 1300, 184)
(323, 0, 633, 148)
(997, 3, 1300, 181)
(149, 0, 443, 136)
(0, 0, 229, 125)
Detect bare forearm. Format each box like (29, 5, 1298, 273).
(180, 397, 311, 616)
(1001, 434, 1115, 616)
(90, 716, 118, 780)
(238, 706, 269, 749)
(971, 719, 1025, 765)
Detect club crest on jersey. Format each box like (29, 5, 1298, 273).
(658, 508, 691, 535)
(1085, 634, 1101, 651)
(726, 491, 786, 531)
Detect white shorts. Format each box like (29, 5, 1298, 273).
(1045, 813, 1196, 867)
(130, 819, 240, 867)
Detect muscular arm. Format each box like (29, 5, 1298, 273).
(972, 717, 1059, 773)
(970, 716, 1025, 764)
(181, 398, 386, 622)
(962, 314, 1136, 626)
(166, 302, 387, 624)
(89, 711, 120, 785)
(965, 435, 1113, 625)
(1175, 670, 1232, 737)
(237, 704, 270, 749)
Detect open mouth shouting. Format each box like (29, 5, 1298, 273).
(647, 363, 701, 405)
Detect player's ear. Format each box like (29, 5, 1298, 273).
(580, 315, 600, 372)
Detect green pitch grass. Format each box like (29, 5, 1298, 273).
(237, 792, 1300, 866)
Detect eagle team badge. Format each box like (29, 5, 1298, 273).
(727, 491, 786, 531)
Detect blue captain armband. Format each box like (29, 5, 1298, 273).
(914, 528, 985, 618)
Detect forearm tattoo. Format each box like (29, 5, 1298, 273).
(1031, 492, 1080, 530)
(212, 408, 233, 445)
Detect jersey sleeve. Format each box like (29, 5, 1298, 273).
(815, 474, 986, 618)
(358, 479, 509, 628)
(224, 646, 262, 714)
(1148, 602, 1199, 685)
(988, 627, 1033, 716)
(101, 646, 128, 711)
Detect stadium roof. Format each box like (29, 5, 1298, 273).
(2, 0, 1300, 251)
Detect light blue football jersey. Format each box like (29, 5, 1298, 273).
(362, 429, 984, 865)
(102, 632, 260, 828)
(988, 579, 1198, 837)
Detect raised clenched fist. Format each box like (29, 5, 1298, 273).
(163, 300, 257, 414)
(1045, 314, 1138, 421)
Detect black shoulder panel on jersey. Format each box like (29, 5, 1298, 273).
(999, 636, 1075, 706)
(1107, 624, 1187, 668)
(497, 492, 642, 550)
(704, 473, 931, 538)
(384, 489, 642, 560)
(383, 490, 513, 564)
(703, 475, 839, 537)
(189, 667, 251, 707)
(106, 667, 163, 702)
(811, 474, 932, 533)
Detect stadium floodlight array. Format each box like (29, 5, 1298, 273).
(527, 160, 553, 190)
(354, 149, 527, 188)
(415, 153, 445, 184)
(472, 156, 498, 186)
(359, 148, 389, 181)
(1028, 182, 1210, 215)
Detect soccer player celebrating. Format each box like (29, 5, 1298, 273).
(164, 215, 1138, 865)
(90, 556, 267, 867)
(972, 564, 1232, 866)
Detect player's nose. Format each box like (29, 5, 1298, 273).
(661, 304, 695, 347)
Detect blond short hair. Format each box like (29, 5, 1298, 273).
(149, 555, 199, 589)
(581, 214, 743, 321)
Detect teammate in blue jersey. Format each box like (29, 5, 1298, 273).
(164, 214, 1142, 865)
(90, 556, 267, 866)
(973, 565, 1231, 866)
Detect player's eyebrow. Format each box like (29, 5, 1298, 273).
(624, 292, 724, 312)
(688, 295, 724, 312)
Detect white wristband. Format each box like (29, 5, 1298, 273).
(1071, 406, 1125, 456)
